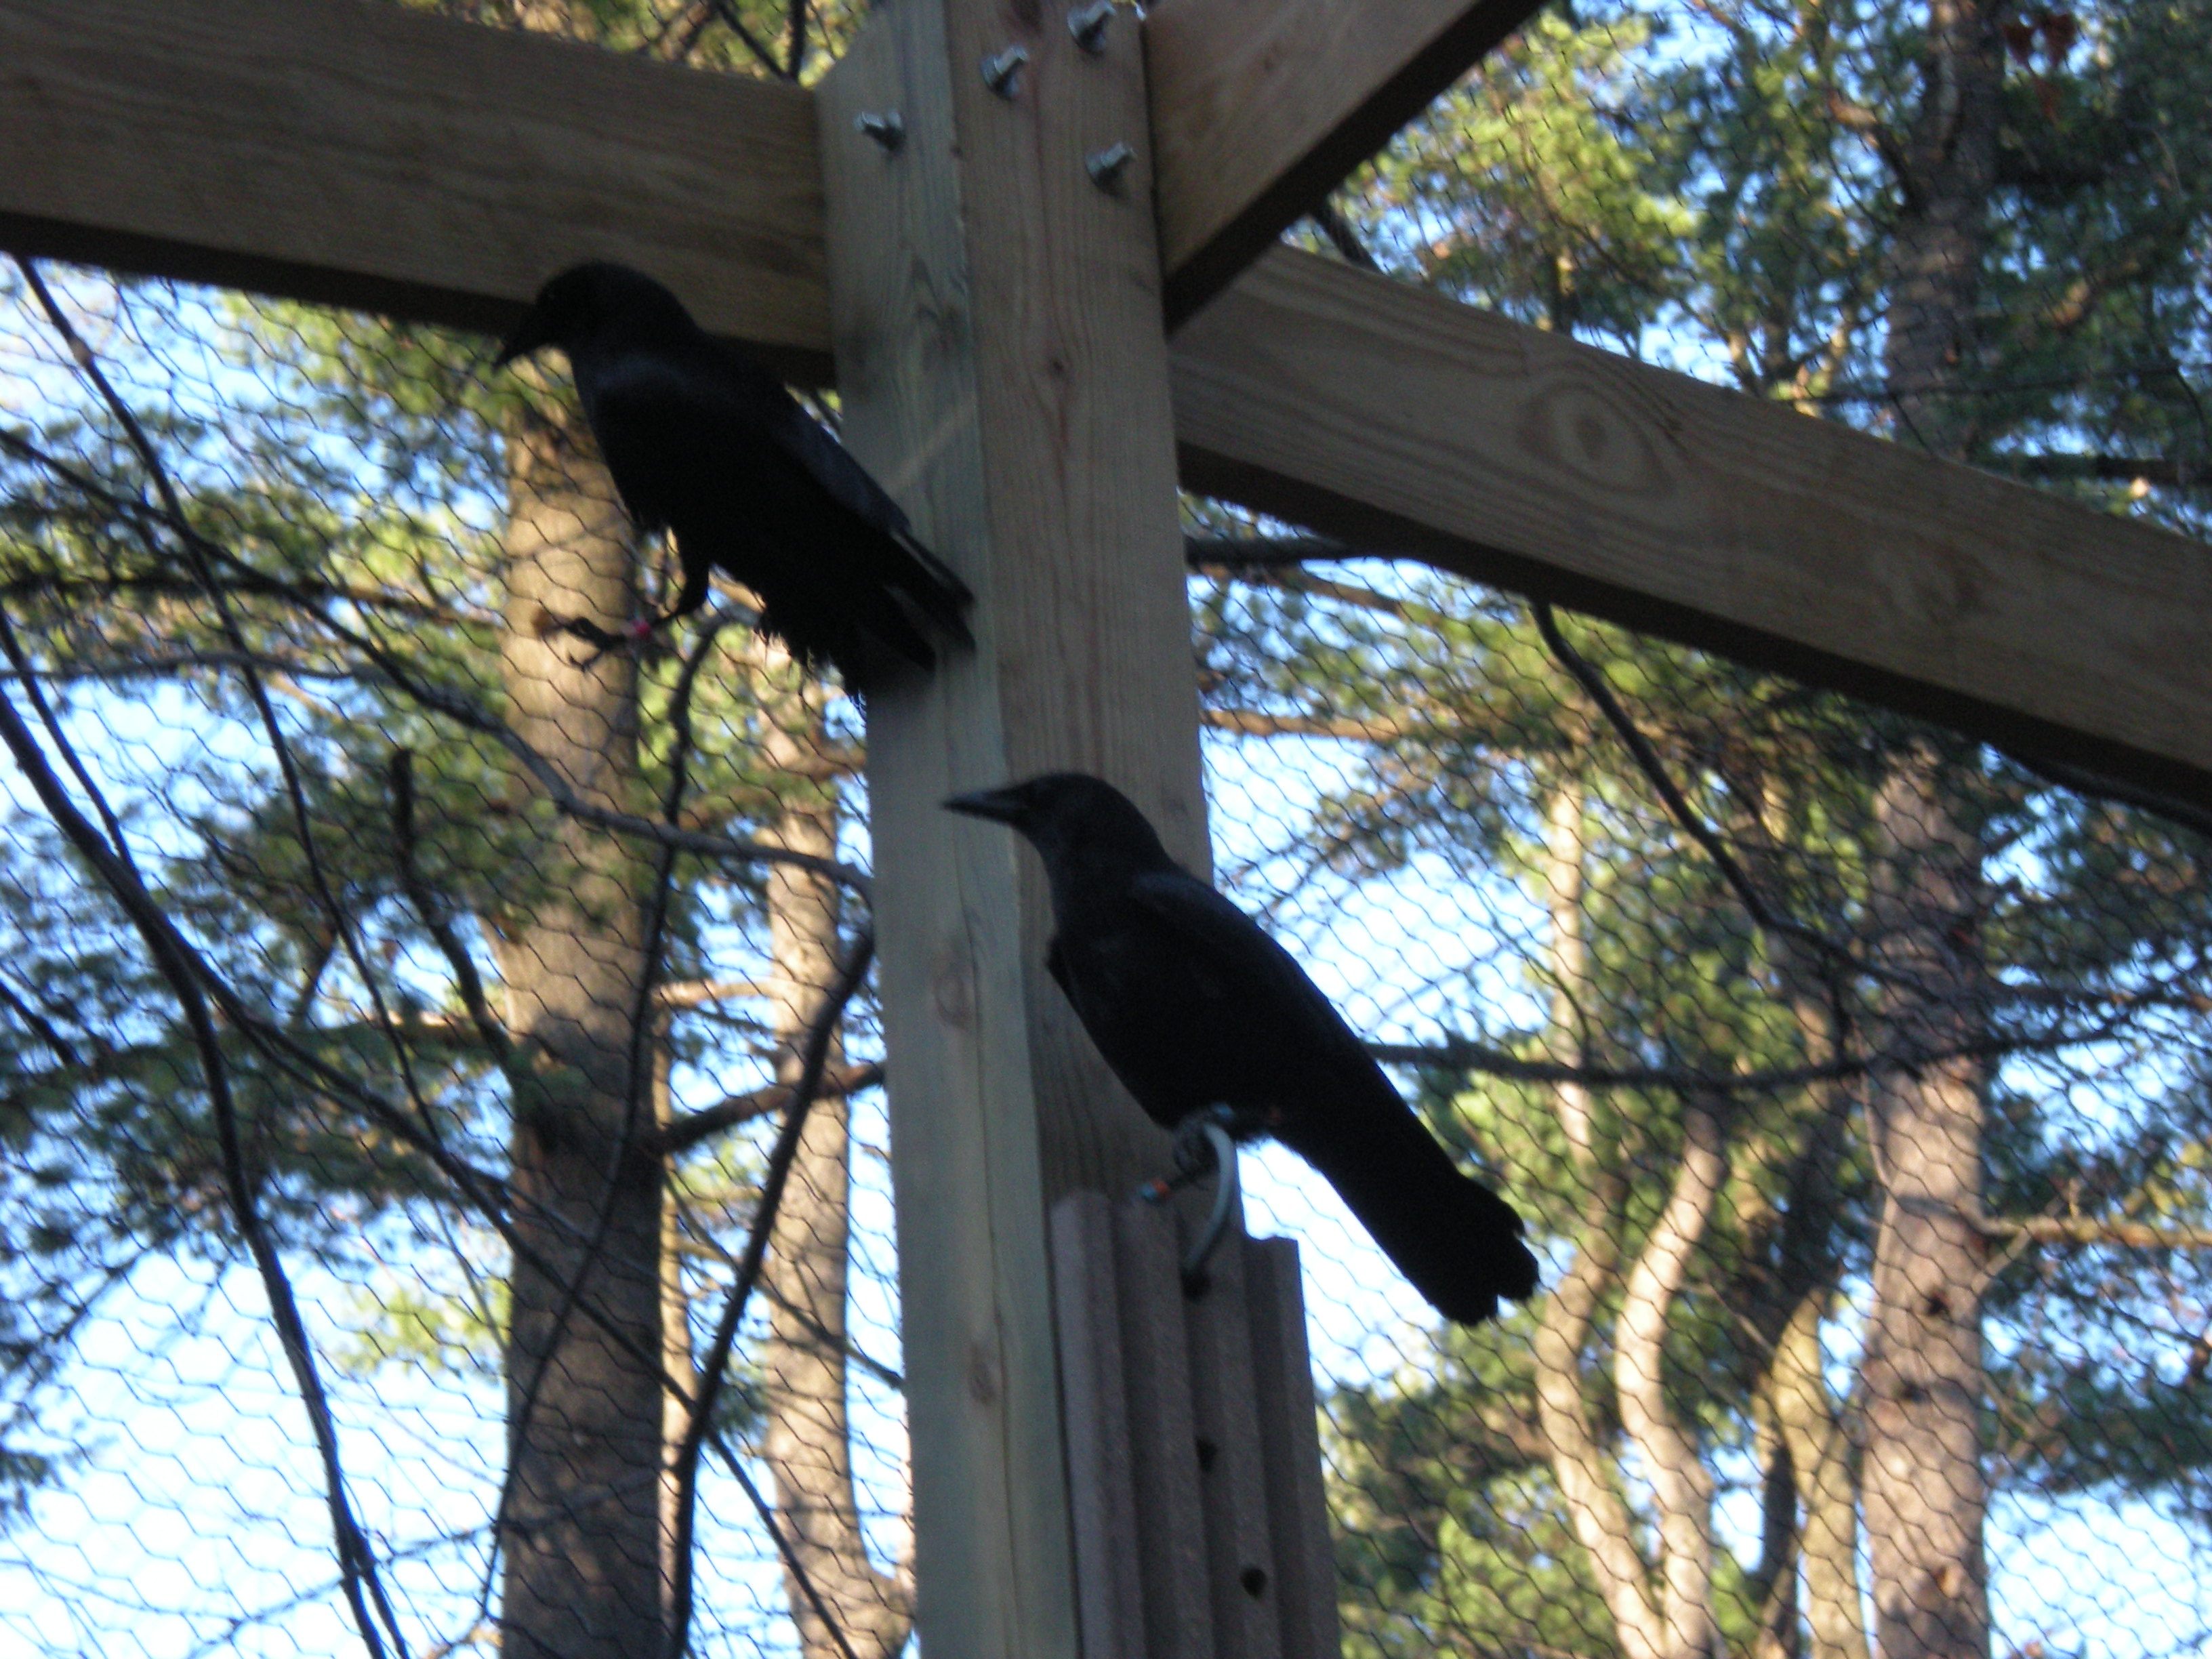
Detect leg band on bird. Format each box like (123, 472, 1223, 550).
(1137, 1104, 1240, 1295)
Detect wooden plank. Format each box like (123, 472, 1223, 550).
(817, 0, 1205, 1650)
(1179, 1204, 1286, 1659)
(1243, 1237, 1343, 1659)
(1115, 1200, 1218, 1659)
(1172, 247, 2212, 809)
(0, 0, 829, 376)
(1051, 1195, 1149, 1658)
(1145, 0, 1542, 324)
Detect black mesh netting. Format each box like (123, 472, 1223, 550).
(2, 1, 2209, 1656)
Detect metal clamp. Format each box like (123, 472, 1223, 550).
(1137, 1105, 1241, 1296)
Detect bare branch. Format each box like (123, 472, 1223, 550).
(1205, 708, 1418, 741)
(1532, 602, 1900, 990)
(657, 1061, 884, 1157)
(705, 0, 786, 75)
(390, 750, 510, 1058)
(664, 926, 877, 1659)
(1185, 533, 1359, 570)
(1980, 1213, 2212, 1252)
(1992, 453, 2202, 490)
(1308, 201, 1382, 272)
(0, 664, 405, 1659)
(319, 615, 876, 897)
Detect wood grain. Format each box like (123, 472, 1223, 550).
(818, 0, 1204, 1652)
(1050, 1196, 1340, 1659)
(1174, 247, 2212, 808)
(1145, 0, 1542, 323)
(1181, 1207, 1291, 1658)
(1115, 1201, 1221, 1659)
(1051, 1194, 1150, 1659)
(1244, 1237, 1343, 1659)
(0, 0, 829, 375)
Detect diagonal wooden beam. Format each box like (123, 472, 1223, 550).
(1143, 0, 1543, 325)
(0, 0, 829, 377)
(1171, 247, 2212, 809)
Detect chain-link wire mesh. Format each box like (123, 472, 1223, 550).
(1, 0, 2209, 1656)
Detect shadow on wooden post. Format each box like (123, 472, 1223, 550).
(1052, 1194, 1342, 1659)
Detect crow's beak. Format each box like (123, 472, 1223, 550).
(493, 306, 554, 370)
(943, 785, 1025, 825)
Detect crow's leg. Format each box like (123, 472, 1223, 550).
(533, 609, 670, 663)
(1136, 1103, 1241, 1296)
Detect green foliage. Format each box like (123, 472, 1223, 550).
(1237, 1, 2212, 1648)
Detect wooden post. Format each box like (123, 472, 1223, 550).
(816, 0, 1204, 1654)
(1050, 1194, 1345, 1659)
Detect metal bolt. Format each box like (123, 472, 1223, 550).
(855, 109, 905, 152)
(981, 44, 1030, 98)
(1086, 140, 1136, 190)
(1069, 0, 1115, 52)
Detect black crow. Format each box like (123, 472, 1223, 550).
(494, 262, 971, 688)
(945, 773, 1539, 1326)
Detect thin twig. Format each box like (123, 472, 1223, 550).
(710, 1440, 865, 1659)
(330, 613, 874, 897)
(658, 1061, 883, 1157)
(3, 414, 864, 892)
(1531, 601, 1893, 988)
(22, 260, 480, 1204)
(705, 0, 786, 75)
(784, 0, 809, 79)
(1309, 200, 1382, 271)
(0, 672, 404, 1659)
(665, 926, 876, 1659)
(390, 750, 509, 1057)
(1368, 1021, 2124, 1095)
(2001, 745, 2212, 842)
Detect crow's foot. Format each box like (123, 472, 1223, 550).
(535, 611, 665, 665)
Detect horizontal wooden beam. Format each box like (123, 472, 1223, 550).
(12, 3, 2211, 802)
(0, 0, 830, 377)
(1171, 247, 2212, 809)
(1144, 0, 1542, 325)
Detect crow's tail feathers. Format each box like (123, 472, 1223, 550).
(1295, 1114, 1539, 1328)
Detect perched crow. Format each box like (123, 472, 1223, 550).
(945, 773, 1539, 1326)
(495, 262, 971, 688)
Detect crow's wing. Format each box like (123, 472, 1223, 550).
(715, 344, 975, 638)
(582, 344, 971, 674)
(1120, 869, 1375, 1073)
(577, 349, 736, 535)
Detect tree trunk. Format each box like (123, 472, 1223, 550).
(1771, 1281, 1870, 1659)
(1534, 775, 1669, 1659)
(1746, 1390, 1800, 1659)
(659, 1038, 695, 1631)
(758, 691, 912, 1659)
(1857, 4, 2003, 1654)
(1883, 0, 2005, 457)
(1744, 777, 1872, 1659)
(495, 398, 668, 1659)
(1864, 748, 1990, 1659)
(1613, 1101, 1725, 1659)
